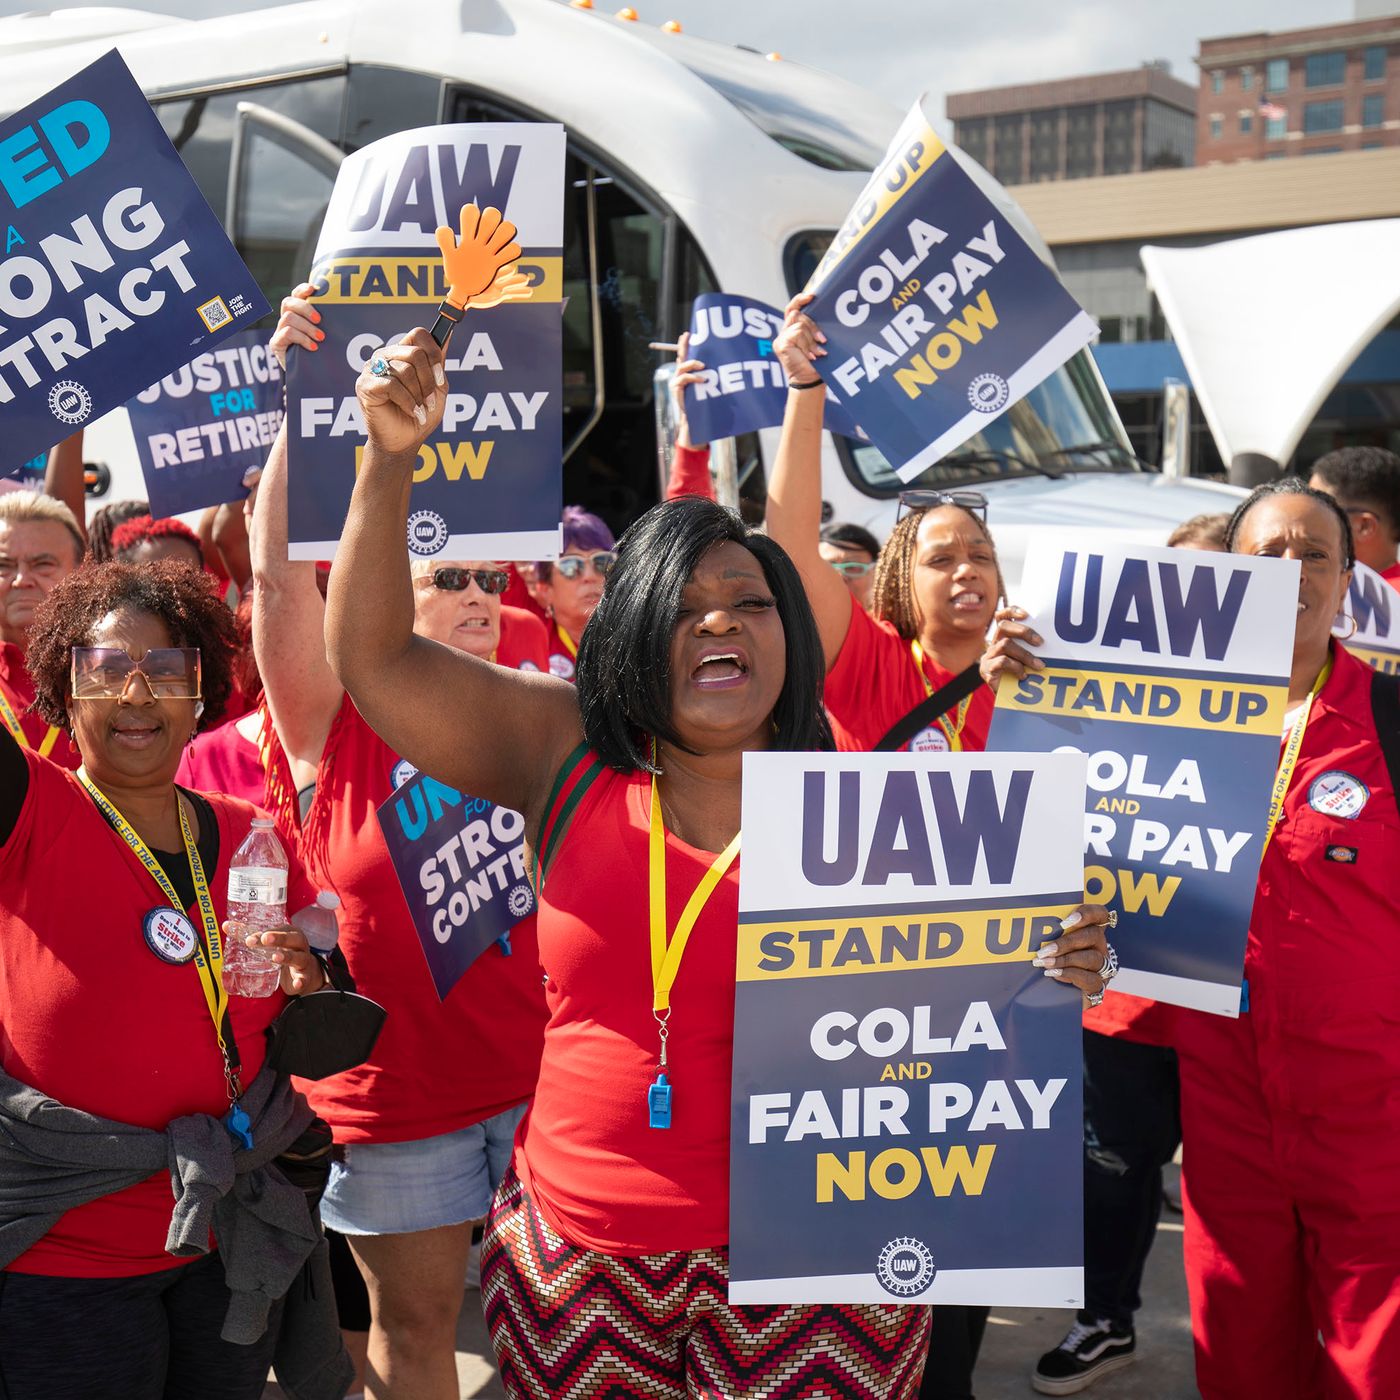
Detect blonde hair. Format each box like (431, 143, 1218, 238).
(0, 490, 84, 563)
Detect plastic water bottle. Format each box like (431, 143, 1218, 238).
(225, 818, 288, 998)
(291, 891, 341, 954)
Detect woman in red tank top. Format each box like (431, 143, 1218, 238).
(325, 322, 1112, 1400)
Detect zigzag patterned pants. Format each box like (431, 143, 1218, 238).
(482, 1168, 932, 1399)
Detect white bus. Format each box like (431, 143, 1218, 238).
(0, 0, 1239, 565)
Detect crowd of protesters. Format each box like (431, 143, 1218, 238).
(0, 276, 1397, 1400)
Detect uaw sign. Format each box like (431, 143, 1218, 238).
(730, 751, 1087, 1308)
(0, 51, 268, 468)
(1337, 561, 1400, 675)
(287, 123, 565, 562)
(987, 540, 1299, 1016)
(803, 96, 1096, 481)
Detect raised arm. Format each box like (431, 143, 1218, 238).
(763, 294, 853, 669)
(323, 327, 581, 826)
(43, 431, 86, 543)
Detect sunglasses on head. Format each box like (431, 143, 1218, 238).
(552, 551, 616, 581)
(895, 490, 989, 524)
(831, 560, 876, 578)
(71, 646, 203, 701)
(429, 567, 510, 595)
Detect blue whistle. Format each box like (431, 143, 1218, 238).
(224, 1101, 255, 1150)
(647, 1074, 673, 1130)
(496, 931, 513, 957)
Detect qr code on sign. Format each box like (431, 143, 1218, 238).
(197, 297, 232, 332)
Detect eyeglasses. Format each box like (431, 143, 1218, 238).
(552, 551, 616, 581)
(71, 646, 203, 700)
(831, 561, 876, 578)
(429, 567, 510, 594)
(896, 490, 989, 524)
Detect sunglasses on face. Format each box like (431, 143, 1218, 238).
(831, 561, 876, 578)
(552, 551, 616, 581)
(896, 490, 989, 525)
(71, 646, 203, 701)
(428, 567, 510, 594)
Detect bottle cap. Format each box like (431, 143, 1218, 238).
(316, 891, 341, 911)
(251, 817, 273, 828)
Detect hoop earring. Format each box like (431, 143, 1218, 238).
(1335, 612, 1358, 640)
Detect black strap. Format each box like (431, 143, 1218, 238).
(875, 663, 984, 753)
(1369, 668, 1400, 820)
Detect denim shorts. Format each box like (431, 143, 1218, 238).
(319, 1102, 527, 1236)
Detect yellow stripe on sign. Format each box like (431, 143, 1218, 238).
(994, 665, 1287, 736)
(736, 904, 1077, 982)
(1347, 643, 1400, 676)
(807, 123, 946, 289)
(313, 256, 563, 304)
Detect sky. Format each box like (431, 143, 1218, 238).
(0, 0, 1362, 118)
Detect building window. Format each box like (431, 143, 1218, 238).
(1241, 66, 1255, 91)
(1304, 52, 1346, 88)
(1239, 112, 1253, 134)
(993, 113, 1024, 184)
(957, 117, 988, 165)
(1266, 58, 1289, 92)
(1209, 116, 1223, 139)
(1364, 46, 1386, 82)
(1211, 70, 1223, 94)
(1065, 104, 1096, 178)
(1303, 99, 1344, 134)
(1265, 115, 1288, 140)
(1029, 109, 1061, 181)
(1103, 99, 1136, 174)
(1302, 146, 1342, 156)
(1363, 93, 1384, 128)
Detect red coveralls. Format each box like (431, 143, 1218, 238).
(1175, 644, 1400, 1398)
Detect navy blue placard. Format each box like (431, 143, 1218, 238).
(375, 764, 536, 1001)
(126, 329, 283, 516)
(683, 292, 863, 445)
(0, 50, 269, 469)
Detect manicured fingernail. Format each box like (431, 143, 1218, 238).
(314, 328, 325, 341)
(434, 363, 446, 386)
(817, 331, 827, 343)
(310, 308, 321, 323)
(414, 404, 427, 425)
(1043, 967, 1063, 978)
(1040, 942, 1059, 957)
(1029, 632, 1043, 645)
(1059, 912, 1083, 932)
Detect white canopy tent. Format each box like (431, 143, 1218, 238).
(1141, 219, 1400, 482)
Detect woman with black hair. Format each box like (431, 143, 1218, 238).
(985, 479, 1400, 1399)
(323, 326, 1111, 1399)
(0, 560, 338, 1399)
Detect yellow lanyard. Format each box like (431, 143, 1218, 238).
(1262, 654, 1333, 855)
(910, 640, 970, 751)
(556, 623, 578, 659)
(0, 686, 60, 758)
(77, 771, 243, 1103)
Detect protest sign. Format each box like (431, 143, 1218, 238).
(375, 760, 536, 1001)
(730, 751, 1087, 1308)
(802, 98, 1096, 483)
(287, 124, 564, 561)
(4, 451, 46, 483)
(987, 539, 1299, 1017)
(683, 292, 862, 444)
(1337, 562, 1400, 675)
(0, 51, 268, 469)
(126, 329, 282, 516)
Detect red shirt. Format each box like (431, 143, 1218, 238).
(497, 605, 550, 673)
(546, 619, 579, 682)
(0, 753, 312, 1277)
(175, 712, 266, 807)
(0, 641, 80, 771)
(1383, 562, 1400, 593)
(517, 758, 738, 1253)
(823, 595, 993, 754)
(298, 699, 546, 1144)
(666, 443, 716, 501)
(502, 568, 548, 623)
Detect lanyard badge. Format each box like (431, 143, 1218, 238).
(1262, 654, 1333, 855)
(77, 772, 253, 1145)
(910, 641, 970, 751)
(647, 760, 740, 1129)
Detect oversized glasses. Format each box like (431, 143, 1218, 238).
(831, 560, 876, 578)
(896, 490, 989, 524)
(429, 567, 510, 594)
(552, 551, 616, 581)
(71, 646, 202, 700)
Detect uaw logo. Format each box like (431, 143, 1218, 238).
(507, 882, 535, 919)
(876, 1236, 936, 1297)
(407, 509, 449, 557)
(48, 380, 93, 426)
(967, 372, 1009, 415)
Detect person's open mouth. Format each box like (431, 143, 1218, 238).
(692, 648, 750, 690)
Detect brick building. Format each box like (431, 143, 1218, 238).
(1197, 13, 1400, 162)
(945, 65, 1197, 185)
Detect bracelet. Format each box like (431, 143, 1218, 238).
(787, 378, 824, 391)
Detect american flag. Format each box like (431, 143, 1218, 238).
(1258, 95, 1287, 121)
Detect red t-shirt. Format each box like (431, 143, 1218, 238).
(666, 443, 716, 500)
(502, 567, 548, 624)
(546, 619, 579, 683)
(516, 757, 737, 1254)
(823, 595, 993, 754)
(175, 712, 266, 807)
(498, 605, 550, 673)
(1383, 562, 1400, 593)
(0, 753, 312, 1277)
(297, 699, 546, 1144)
(0, 641, 80, 771)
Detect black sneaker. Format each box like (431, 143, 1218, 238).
(1031, 1313, 1136, 1395)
